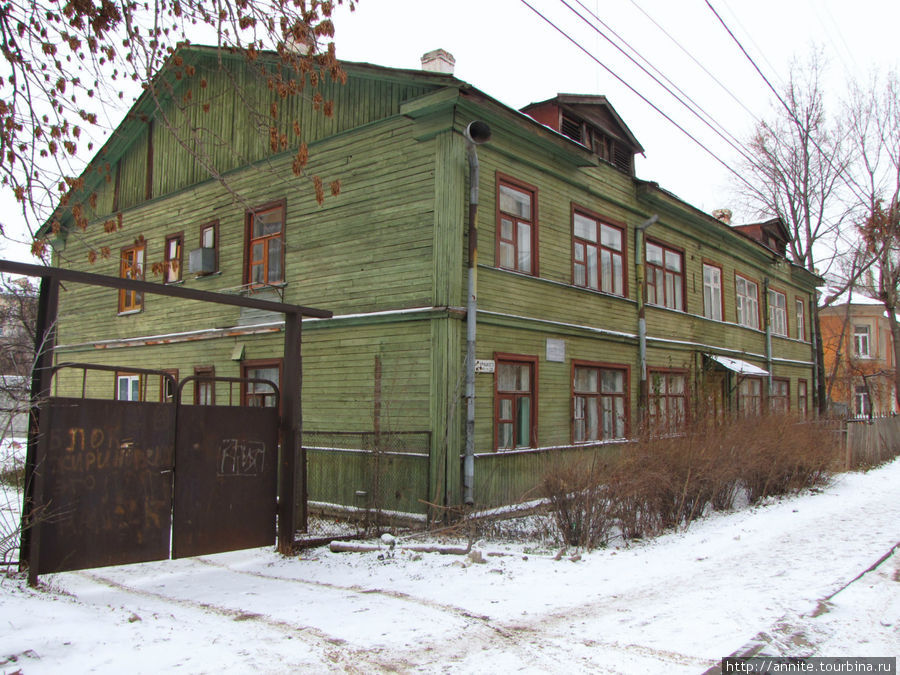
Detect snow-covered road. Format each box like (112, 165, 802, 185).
(2, 458, 898, 673)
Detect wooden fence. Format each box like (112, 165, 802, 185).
(844, 416, 900, 469)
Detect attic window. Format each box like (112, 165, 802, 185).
(560, 114, 583, 144)
(612, 144, 633, 174)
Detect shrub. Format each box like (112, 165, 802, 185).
(541, 414, 841, 547)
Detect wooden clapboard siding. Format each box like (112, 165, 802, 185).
(45, 48, 822, 512)
(54, 113, 439, 351)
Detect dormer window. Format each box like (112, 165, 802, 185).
(561, 114, 583, 143)
(519, 95, 643, 177)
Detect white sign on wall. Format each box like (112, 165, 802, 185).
(546, 338, 566, 363)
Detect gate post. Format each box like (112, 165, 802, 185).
(279, 310, 303, 553)
(22, 274, 59, 586)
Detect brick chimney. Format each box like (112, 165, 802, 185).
(712, 208, 733, 225)
(421, 49, 455, 75)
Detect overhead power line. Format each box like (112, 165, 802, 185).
(703, 0, 870, 207)
(561, 0, 760, 172)
(626, 0, 759, 123)
(517, 0, 761, 194)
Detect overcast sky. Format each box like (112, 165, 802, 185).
(2, 0, 898, 263)
(332, 0, 900, 220)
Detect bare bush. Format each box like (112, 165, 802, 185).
(541, 414, 842, 546)
(539, 457, 616, 549)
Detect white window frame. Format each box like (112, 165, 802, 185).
(854, 385, 870, 417)
(702, 263, 722, 321)
(735, 275, 759, 330)
(116, 374, 141, 401)
(854, 325, 871, 358)
(768, 289, 787, 336)
(795, 298, 806, 341)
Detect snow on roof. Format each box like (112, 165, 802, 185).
(819, 287, 884, 308)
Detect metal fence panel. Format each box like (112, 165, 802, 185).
(304, 431, 430, 516)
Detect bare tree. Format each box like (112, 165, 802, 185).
(735, 50, 851, 414)
(0, 0, 355, 258)
(845, 70, 900, 409)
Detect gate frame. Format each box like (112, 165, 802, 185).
(0, 259, 331, 585)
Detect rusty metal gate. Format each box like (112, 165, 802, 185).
(26, 364, 279, 576)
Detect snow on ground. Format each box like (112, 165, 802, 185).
(1, 458, 898, 674)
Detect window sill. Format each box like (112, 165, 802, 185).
(117, 309, 143, 317)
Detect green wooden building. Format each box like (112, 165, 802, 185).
(39, 46, 820, 517)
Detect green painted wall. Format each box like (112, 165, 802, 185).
(48, 59, 820, 514)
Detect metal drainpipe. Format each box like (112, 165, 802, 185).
(463, 121, 491, 506)
(764, 277, 773, 396)
(635, 215, 658, 429)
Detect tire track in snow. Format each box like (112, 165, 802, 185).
(190, 556, 709, 673)
(73, 569, 398, 674)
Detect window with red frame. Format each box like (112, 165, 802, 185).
(497, 180, 536, 275)
(495, 357, 536, 450)
(798, 380, 808, 416)
(646, 241, 684, 310)
(648, 371, 686, 432)
(573, 210, 624, 296)
(242, 360, 281, 408)
(118, 243, 145, 313)
(770, 378, 790, 414)
(738, 377, 763, 415)
(246, 203, 285, 287)
(573, 364, 627, 442)
(194, 366, 215, 405)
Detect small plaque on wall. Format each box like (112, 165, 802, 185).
(475, 359, 495, 373)
(546, 338, 566, 363)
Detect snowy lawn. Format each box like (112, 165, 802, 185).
(1, 458, 898, 674)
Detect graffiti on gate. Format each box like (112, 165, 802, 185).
(217, 439, 266, 477)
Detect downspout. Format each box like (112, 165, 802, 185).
(463, 121, 491, 506)
(763, 277, 773, 397)
(635, 215, 658, 429)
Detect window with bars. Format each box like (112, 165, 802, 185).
(118, 243, 145, 313)
(246, 202, 285, 287)
(735, 275, 759, 329)
(572, 210, 624, 296)
(646, 241, 684, 311)
(495, 357, 536, 450)
(573, 364, 627, 442)
(496, 179, 536, 276)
